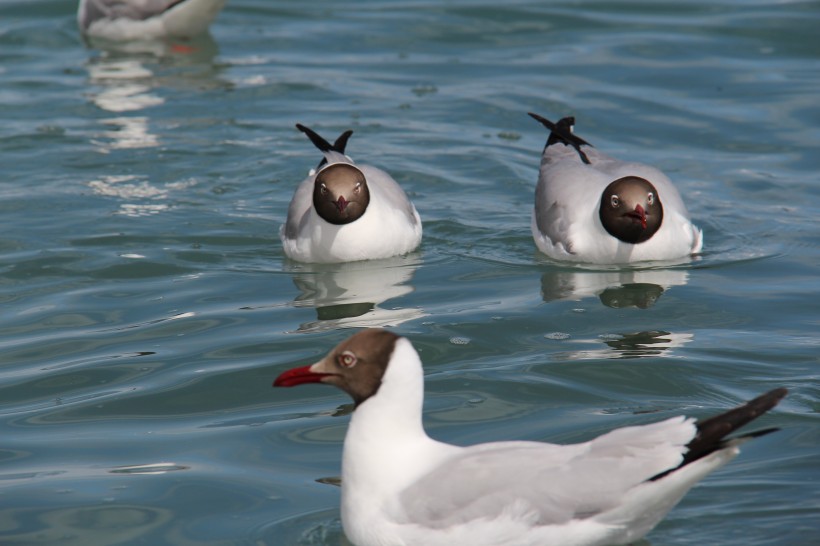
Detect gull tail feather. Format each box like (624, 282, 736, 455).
(650, 388, 787, 481)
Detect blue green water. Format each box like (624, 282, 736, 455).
(1, 1, 818, 544)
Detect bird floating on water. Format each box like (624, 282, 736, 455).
(281, 125, 422, 263)
(274, 329, 785, 546)
(529, 113, 703, 264)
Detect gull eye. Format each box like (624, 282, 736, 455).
(320, 184, 328, 195)
(610, 194, 620, 208)
(338, 351, 357, 368)
(647, 192, 654, 205)
(353, 182, 362, 193)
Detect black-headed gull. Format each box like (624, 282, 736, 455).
(281, 125, 422, 263)
(529, 113, 703, 264)
(78, 0, 227, 41)
(274, 329, 786, 546)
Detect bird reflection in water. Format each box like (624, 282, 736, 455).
(598, 282, 664, 309)
(540, 266, 690, 309)
(599, 330, 691, 358)
(82, 33, 225, 217)
(286, 255, 425, 332)
(556, 330, 695, 361)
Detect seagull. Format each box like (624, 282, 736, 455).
(281, 125, 422, 263)
(274, 329, 786, 546)
(529, 113, 703, 264)
(77, 0, 227, 42)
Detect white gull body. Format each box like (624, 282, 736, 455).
(531, 114, 703, 264)
(281, 127, 422, 264)
(274, 330, 785, 546)
(78, 0, 227, 41)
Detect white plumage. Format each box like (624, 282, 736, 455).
(281, 127, 422, 264)
(274, 330, 785, 546)
(530, 114, 703, 264)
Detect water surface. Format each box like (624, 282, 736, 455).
(0, 1, 818, 545)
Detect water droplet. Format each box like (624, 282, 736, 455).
(449, 337, 470, 345)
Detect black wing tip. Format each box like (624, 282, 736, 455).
(693, 386, 788, 448)
(333, 130, 354, 154)
(696, 387, 788, 432)
(650, 387, 788, 482)
(528, 111, 591, 164)
(527, 111, 554, 127)
(527, 112, 580, 136)
(739, 426, 781, 440)
(764, 387, 789, 402)
(295, 124, 354, 156)
(754, 387, 788, 415)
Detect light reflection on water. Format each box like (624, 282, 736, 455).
(0, 1, 816, 545)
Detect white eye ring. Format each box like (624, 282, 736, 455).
(647, 192, 654, 205)
(610, 194, 620, 208)
(338, 351, 357, 368)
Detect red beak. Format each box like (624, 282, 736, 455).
(626, 204, 647, 229)
(273, 365, 332, 388)
(335, 196, 349, 212)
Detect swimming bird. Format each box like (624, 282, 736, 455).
(274, 329, 786, 546)
(78, 0, 227, 41)
(281, 125, 422, 263)
(529, 113, 703, 264)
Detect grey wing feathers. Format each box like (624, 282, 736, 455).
(282, 176, 314, 240)
(399, 443, 582, 528)
(359, 165, 419, 226)
(399, 419, 693, 528)
(533, 182, 572, 251)
(81, 0, 185, 25)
